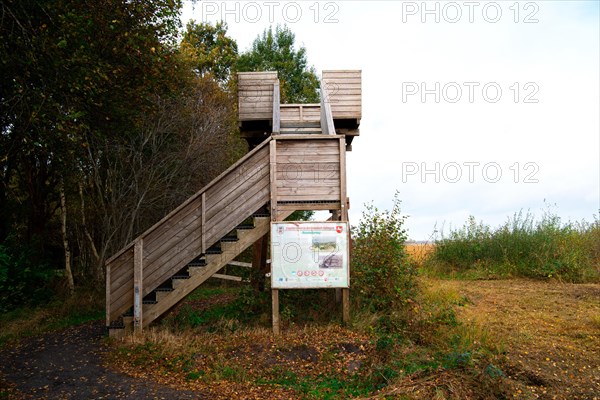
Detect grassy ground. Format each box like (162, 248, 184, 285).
(451, 279, 600, 399)
(106, 279, 508, 399)
(2, 235, 598, 399)
(105, 275, 600, 399)
(0, 288, 104, 348)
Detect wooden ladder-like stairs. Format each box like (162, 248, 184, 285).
(108, 211, 273, 337)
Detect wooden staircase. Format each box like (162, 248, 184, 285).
(108, 212, 276, 336)
(106, 139, 284, 337)
(106, 70, 361, 336)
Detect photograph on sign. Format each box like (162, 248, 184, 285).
(271, 222, 349, 289)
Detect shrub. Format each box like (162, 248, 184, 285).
(0, 239, 56, 312)
(351, 192, 417, 314)
(427, 210, 600, 282)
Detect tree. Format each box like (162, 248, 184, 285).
(237, 25, 319, 103)
(0, 0, 194, 301)
(181, 21, 238, 85)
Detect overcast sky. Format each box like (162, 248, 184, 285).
(181, 0, 599, 240)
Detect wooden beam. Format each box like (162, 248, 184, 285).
(133, 238, 143, 334)
(272, 81, 280, 134)
(106, 262, 111, 327)
(212, 274, 243, 282)
(339, 137, 348, 220)
(342, 288, 350, 324)
(252, 233, 269, 291)
(272, 288, 280, 335)
(228, 261, 252, 268)
(270, 140, 278, 220)
(201, 192, 206, 254)
(272, 134, 344, 140)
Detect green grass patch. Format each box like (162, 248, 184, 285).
(424, 211, 600, 282)
(0, 289, 104, 348)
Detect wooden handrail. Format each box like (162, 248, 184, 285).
(320, 81, 336, 135)
(106, 136, 273, 264)
(272, 81, 280, 134)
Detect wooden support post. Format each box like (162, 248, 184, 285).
(339, 137, 350, 324)
(335, 288, 342, 304)
(252, 233, 269, 291)
(342, 288, 350, 324)
(133, 238, 143, 334)
(105, 262, 111, 328)
(272, 289, 280, 335)
(339, 137, 348, 221)
(201, 193, 206, 254)
(269, 140, 278, 220)
(272, 81, 280, 134)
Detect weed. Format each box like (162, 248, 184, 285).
(426, 210, 600, 282)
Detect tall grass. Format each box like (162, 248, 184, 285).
(426, 211, 600, 282)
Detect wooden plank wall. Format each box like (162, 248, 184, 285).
(280, 104, 321, 123)
(321, 70, 362, 120)
(275, 138, 341, 203)
(106, 140, 272, 322)
(238, 71, 278, 121)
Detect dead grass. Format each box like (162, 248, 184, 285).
(107, 279, 600, 399)
(447, 279, 600, 399)
(109, 323, 376, 399)
(405, 243, 435, 266)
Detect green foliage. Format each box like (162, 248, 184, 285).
(0, 240, 56, 312)
(237, 25, 320, 103)
(0, 0, 190, 293)
(181, 21, 238, 84)
(351, 192, 417, 314)
(427, 210, 600, 282)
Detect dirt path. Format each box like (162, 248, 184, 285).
(0, 321, 203, 399)
(451, 279, 600, 400)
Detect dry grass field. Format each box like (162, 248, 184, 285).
(405, 242, 435, 265)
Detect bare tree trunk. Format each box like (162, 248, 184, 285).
(78, 183, 103, 281)
(60, 180, 74, 294)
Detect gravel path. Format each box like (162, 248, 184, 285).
(0, 321, 202, 399)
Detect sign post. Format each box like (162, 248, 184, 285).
(270, 221, 350, 333)
(271, 222, 349, 289)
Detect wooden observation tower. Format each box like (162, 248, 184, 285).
(106, 70, 361, 336)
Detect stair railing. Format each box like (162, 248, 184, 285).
(272, 81, 280, 134)
(320, 80, 336, 135)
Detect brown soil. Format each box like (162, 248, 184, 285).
(452, 279, 600, 399)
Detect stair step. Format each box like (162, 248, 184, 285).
(236, 223, 255, 230)
(142, 299, 158, 305)
(188, 265, 207, 276)
(280, 122, 321, 128)
(220, 236, 239, 243)
(280, 128, 323, 134)
(252, 212, 270, 218)
(172, 274, 190, 280)
(155, 287, 174, 292)
(206, 247, 222, 255)
(188, 259, 207, 267)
